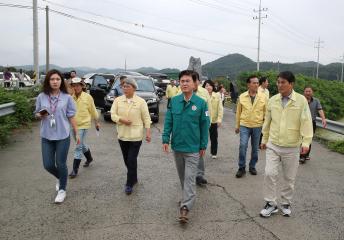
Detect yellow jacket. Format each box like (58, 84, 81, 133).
(210, 92, 223, 123)
(73, 91, 98, 129)
(262, 90, 313, 147)
(258, 86, 270, 100)
(166, 85, 179, 99)
(110, 94, 151, 141)
(235, 91, 267, 129)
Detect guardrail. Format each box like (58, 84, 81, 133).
(316, 117, 344, 135)
(0, 102, 16, 117)
(0, 97, 37, 118)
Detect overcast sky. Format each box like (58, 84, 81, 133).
(0, 0, 343, 70)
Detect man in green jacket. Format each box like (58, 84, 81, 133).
(162, 70, 210, 223)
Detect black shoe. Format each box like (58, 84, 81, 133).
(83, 149, 93, 167)
(69, 159, 81, 178)
(249, 168, 257, 175)
(235, 168, 246, 178)
(196, 176, 207, 186)
(69, 170, 77, 178)
(299, 158, 306, 164)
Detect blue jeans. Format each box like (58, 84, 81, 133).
(238, 126, 262, 169)
(74, 129, 89, 159)
(41, 136, 70, 190)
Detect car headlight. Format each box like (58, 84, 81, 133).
(146, 98, 157, 104)
(105, 95, 114, 101)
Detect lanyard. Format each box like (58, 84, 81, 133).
(48, 92, 60, 115)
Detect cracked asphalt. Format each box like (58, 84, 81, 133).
(0, 99, 343, 240)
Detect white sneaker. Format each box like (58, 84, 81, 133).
(280, 204, 291, 217)
(260, 202, 278, 217)
(212, 155, 217, 159)
(54, 190, 66, 203)
(55, 180, 60, 192)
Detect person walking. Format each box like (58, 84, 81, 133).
(165, 79, 179, 107)
(299, 86, 327, 163)
(260, 71, 313, 218)
(203, 80, 223, 159)
(162, 70, 210, 223)
(69, 77, 100, 178)
(111, 78, 151, 195)
(34, 69, 78, 203)
(235, 75, 267, 178)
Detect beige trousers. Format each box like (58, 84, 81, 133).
(263, 142, 299, 206)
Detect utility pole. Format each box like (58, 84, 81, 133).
(340, 53, 344, 83)
(253, 0, 267, 72)
(314, 37, 324, 79)
(124, 58, 127, 71)
(46, 5, 50, 73)
(277, 60, 280, 72)
(33, 0, 39, 83)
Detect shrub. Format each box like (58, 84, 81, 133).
(0, 87, 38, 145)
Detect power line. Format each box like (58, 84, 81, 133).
(42, 0, 256, 50)
(0, 2, 226, 57)
(187, 0, 249, 17)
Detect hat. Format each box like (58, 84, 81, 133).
(71, 77, 85, 86)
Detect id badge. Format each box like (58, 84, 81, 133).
(50, 115, 56, 128)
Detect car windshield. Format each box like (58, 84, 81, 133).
(112, 78, 155, 92)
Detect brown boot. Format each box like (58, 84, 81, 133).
(179, 206, 189, 224)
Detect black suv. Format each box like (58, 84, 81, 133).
(90, 74, 160, 123)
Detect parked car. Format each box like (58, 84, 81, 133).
(116, 71, 143, 76)
(13, 72, 34, 87)
(82, 73, 117, 90)
(90, 74, 160, 123)
(0, 72, 34, 88)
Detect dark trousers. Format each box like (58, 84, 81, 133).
(209, 123, 218, 155)
(300, 121, 317, 158)
(118, 140, 142, 187)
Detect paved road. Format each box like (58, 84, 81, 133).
(0, 100, 343, 240)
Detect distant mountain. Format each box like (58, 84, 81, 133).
(202, 54, 342, 80)
(10, 65, 179, 78)
(6, 54, 343, 81)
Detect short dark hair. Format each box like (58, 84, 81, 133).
(179, 70, 197, 82)
(43, 69, 68, 94)
(202, 80, 215, 89)
(120, 76, 127, 81)
(192, 71, 200, 81)
(246, 75, 258, 83)
(259, 76, 268, 85)
(304, 86, 313, 91)
(70, 70, 76, 74)
(278, 71, 295, 83)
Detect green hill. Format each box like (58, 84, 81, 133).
(202, 53, 343, 81)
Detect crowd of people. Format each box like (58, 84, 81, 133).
(35, 68, 326, 224)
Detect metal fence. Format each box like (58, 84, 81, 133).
(316, 117, 344, 135)
(0, 102, 16, 117)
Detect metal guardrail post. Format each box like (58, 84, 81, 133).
(0, 102, 16, 117)
(316, 117, 344, 135)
